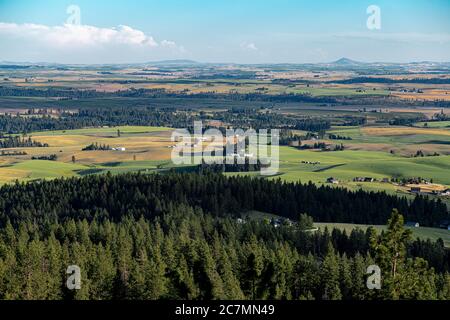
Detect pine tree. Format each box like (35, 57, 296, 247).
(339, 253, 353, 300)
(320, 242, 342, 300)
(242, 247, 263, 299)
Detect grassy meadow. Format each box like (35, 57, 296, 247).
(0, 123, 449, 196)
(315, 222, 450, 247)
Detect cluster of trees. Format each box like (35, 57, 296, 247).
(279, 130, 305, 146)
(389, 117, 424, 126)
(0, 135, 48, 148)
(333, 144, 345, 151)
(0, 150, 27, 156)
(297, 142, 327, 150)
(328, 134, 352, 140)
(31, 154, 57, 161)
(82, 143, 112, 151)
(0, 109, 193, 134)
(196, 159, 264, 173)
(293, 141, 345, 151)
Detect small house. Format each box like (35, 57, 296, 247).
(439, 220, 450, 229)
(405, 221, 420, 228)
(327, 177, 339, 184)
(271, 218, 281, 228)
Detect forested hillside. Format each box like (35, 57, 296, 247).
(0, 172, 446, 227)
(0, 173, 448, 300)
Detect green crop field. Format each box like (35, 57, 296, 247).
(243, 211, 450, 247)
(1, 125, 450, 201)
(286, 87, 390, 96)
(229, 147, 450, 192)
(6, 160, 89, 181)
(315, 222, 450, 247)
(414, 121, 450, 128)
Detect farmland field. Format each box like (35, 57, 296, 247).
(244, 211, 450, 247)
(1, 124, 449, 198)
(228, 147, 450, 193)
(315, 222, 450, 247)
(0, 126, 176, 183)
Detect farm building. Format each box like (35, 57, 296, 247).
(405, 221, 420, 228)
(327, 177, 339, 184)
(439, 220, 450, 229)
(270, 218, 293, 228)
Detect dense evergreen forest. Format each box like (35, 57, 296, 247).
(0, 172, 448, 300)
(0, 172, 447, 227)
(0, 107, 331, 134)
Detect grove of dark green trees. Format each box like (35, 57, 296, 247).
(0, 172, 448, 300)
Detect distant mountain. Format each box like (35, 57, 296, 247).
(331, 58, 364, 66)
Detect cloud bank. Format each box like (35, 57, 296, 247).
(0, 22, 185, 63)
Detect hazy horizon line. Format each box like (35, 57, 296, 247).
(2, 57, 450, 66)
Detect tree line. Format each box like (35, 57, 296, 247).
(0, 172, 447, 229)
(0, 135, 48, 148)
(0, 107, 332, 134)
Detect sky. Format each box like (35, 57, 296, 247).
(0, 0, 449, 64)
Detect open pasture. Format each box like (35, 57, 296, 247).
(1, 125, 449, 200)
(315, 222, 450, 247)
(0, 126, 176, 183)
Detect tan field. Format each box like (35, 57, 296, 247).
(0, 168, 28, 182)
(362, 127, 450, 137)
(405, 183, 448, 192)
(393, 90, 450, 101)
(28, 131, 175, 164)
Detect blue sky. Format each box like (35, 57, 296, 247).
(0, 0, 449, 63)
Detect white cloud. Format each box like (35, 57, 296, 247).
(0, 22, 188, 63)
(240, 42, 258, 51)
(0, 22, 181, 49)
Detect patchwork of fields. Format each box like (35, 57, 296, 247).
(0, 123, 448, 194)
(0, 122, 449, 246)
(0, 123, 448, 191)
(0, 126, 175, 183)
